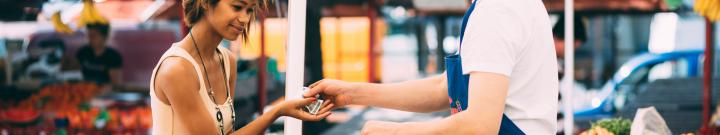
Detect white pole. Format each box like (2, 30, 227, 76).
(285, 0, 306, 134)
(562, 0, 575, 134)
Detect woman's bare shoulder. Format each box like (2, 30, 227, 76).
(155, 57, 200, 94)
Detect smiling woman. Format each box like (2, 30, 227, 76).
(149, 0, 334, 134)
(182, 0, 261, 42)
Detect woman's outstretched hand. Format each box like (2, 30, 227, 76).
(277, 98, 334, 121)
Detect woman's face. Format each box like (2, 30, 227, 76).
(205, 0, 255, 41)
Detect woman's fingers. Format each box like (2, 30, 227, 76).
(294, 110, 331, 121)
(287, 98, 334, 121)
(313, 111, 332, 121)
(316, 99, 333, 113)
(317, 111, 331, 119)
(317, 103, 335, 114)
(294, 111, 317, 121)
(321, 99, 332, 107)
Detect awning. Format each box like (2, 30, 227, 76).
(543, 0, 673, 14)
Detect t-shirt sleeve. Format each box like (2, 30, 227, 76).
(75, 47, 86, 62)
(108, 49, 123, 69)
(459, 1, 528, 76)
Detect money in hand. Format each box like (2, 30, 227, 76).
(302, 87, 324, 115)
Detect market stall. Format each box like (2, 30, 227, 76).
(0, 83, 151, 134)
(545, 0, 718, 134)
(0, 0, 170, 134)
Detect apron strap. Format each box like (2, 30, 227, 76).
(446, 0, 526, 134)
(456, 0, 478, 54)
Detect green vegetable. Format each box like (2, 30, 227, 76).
(591, 118, 632, 135)
(664, 0, 682, 10)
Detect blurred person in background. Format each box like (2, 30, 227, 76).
(75, 23, 123, 85)
(15, 38, 67, 84)
(149, 0, 333, 134)
(552, 15, 586, 78)
(25, 39, 66, 79)
(552, 15, 588, 134)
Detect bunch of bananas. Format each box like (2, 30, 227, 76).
(51, 11, 74, 34)
(695, 0, 720, 21)
(76, 0, 109, 27)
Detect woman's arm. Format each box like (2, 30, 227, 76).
(109, 69, 122, 85)
(156, 57, 222, 134)
(227, 49, 333, 134)
(231, 98, 333, 135)
(223, 50, 282, 135)
(230, 106, 281, 135)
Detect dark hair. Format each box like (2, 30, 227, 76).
(182, 0, 270, 42)
(552, 15, 586, 42)
(182, 0, 221, 27)
(86, 23, 110, 38)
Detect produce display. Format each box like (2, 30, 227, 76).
(51, 11, 73, 34)
(0, 83, 152, 134)
(580, 118, 632, 135)
(16, 83, 100, 111)
(581, 126, 615, 135)
(77, 0, 109, 27)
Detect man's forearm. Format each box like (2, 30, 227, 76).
(349, 74, 450, 112)
(395, 110, 498, 135)
(109, 69, 122, 85)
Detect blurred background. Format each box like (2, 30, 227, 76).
(0, 0, 719, 134)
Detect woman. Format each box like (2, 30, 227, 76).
(149, 0, 334, 134)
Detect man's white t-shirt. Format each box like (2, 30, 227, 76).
(460, 0, 559, 134)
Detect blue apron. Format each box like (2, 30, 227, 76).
(445, 0, 525, 134)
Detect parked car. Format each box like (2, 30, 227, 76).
(573, 50, 705, 119)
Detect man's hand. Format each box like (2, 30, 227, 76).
(361, 120, 401, 135)
(305, 79, 356, 109)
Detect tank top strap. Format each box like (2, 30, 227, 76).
(151, 45, 208, 93)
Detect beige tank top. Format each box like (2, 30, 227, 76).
(149, 44, 234, 135)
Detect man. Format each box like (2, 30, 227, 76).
(76, 23, 123, 85)
(306, 0, 558, 134)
